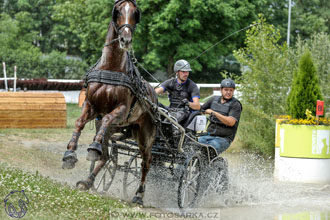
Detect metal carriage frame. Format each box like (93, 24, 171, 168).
(88, 106, 229, 209)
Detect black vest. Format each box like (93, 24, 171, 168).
(168, 79, 191, 108)
(208, 96, 241, 142)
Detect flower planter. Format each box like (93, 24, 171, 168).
(274, 119, 330, 183)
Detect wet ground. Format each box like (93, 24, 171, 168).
(1, 132, 330, 220)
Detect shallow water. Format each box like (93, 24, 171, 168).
(198, 152, 330, 220)
(8, 137, 330, 220)
(124, 151, 330, 220)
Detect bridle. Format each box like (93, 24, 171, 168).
(104, 0, 140, 47)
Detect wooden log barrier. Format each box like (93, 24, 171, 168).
(0, 92, 66, 128)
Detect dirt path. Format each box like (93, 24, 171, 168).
(0, 130, 191, 213)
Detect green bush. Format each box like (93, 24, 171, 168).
(236, 104, 275, 156)
(0, 13, 87, 80)
(40, 51, 88, 79)
(287, 49, 323, 119)
(294, 33, 330, 113)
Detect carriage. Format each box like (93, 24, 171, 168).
(88, 106, 229, 209)
(62, 0, 229, 209)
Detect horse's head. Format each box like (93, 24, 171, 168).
(112, 0, 140, 50)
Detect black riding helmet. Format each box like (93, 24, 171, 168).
(220, 79, 235, 89)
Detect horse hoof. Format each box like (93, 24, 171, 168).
(62, 150, 78, 169)
(86, 149, 101, 161)
(62, 160, 76, 169)
(132, 196, 144, 206)
(87, 142, 103, 154)
(76, 180, 93, 191)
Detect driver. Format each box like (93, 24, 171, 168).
(155, 59, 200, 124)
(199, 79, 242, 154)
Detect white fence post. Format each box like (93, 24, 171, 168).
(2, 62, 8, 91)
(14, 66, 17, 92)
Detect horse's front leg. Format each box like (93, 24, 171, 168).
(62, 101, 96, 169)
(76, 119, 111, 190)
(87, 105, 126, 161)
(132, 115, 156, 206)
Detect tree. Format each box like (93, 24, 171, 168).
(54, 0, 264, 81)
(54, 0, 114, 63)
(234, 17, 293, 115)
(0, 13, 43, 78)
(262, 0, 330, 45)
(287, 49, 323, 119)
(293, 33, 330, 112)
(233, 17, 294, 156)
(0, 13, 87, 79)
(136, 0, 264, 80)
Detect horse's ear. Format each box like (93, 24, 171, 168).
(135, 9, 141, 24)
(112, 7, 118, 22)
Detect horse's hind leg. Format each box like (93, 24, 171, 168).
(132, 116, 156, 206)
(87, 105, 126, 161)
(62, 101, 96, 169)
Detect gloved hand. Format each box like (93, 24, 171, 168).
(181, 98, 190, 108)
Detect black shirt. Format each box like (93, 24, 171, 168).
(201, 96, 242, 142)
(161, 78, 200, 108)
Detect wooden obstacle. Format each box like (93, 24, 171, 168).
(0, 92, 66, 128)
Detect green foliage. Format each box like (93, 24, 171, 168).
(54, 0, 261, 81)
(0, 13, 42, 78)
(262, 0, 330, 45)
(234, 17, 293, 115)
(2, 0, 329, 81)
(236, 104, 275, 156)
(41, 51, 88, 79)
(293, 33, 330, 113)
(0, 13, 87, 79)
(136, 0, 261, 81)
(287, 49, 323, 119)
(233, 17, 294, 156)
(53, 0, 113, 63)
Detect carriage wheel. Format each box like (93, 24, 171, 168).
(211, 157, 229, 192)
(177, 153, 202, 209)
(92, 155, 118, 193)
(123, 153, 141, 199)
(201, 157, 229, 198)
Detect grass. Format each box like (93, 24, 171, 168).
(0, 163, 155, 220)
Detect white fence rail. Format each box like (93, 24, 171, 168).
(1, 75, 225, 103)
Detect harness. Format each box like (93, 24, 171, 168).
(84, 51, 156, 122)
(86, 69, 135, 92)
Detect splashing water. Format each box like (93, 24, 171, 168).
(196, 151, 330, 219)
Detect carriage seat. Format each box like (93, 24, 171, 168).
(183, 111, 207, 132)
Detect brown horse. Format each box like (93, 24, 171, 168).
(62, 0, 157, 205)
